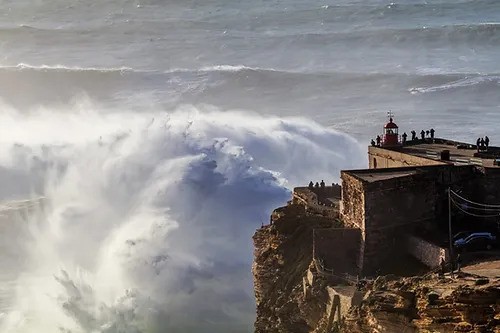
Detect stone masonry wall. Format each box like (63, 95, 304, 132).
(341, 164, 478, 275)
(340, 173, 365, 230)
(406, 235, 449, 268)
(368, 146, 445, 169)
(293, 186, 340, 219)
(313, 228, 361, 275)
(480, 167, 500, 204)
(362, 173, 438, 274)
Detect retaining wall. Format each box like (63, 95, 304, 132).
(406, 235, 449, 268)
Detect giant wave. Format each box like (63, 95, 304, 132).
(0, 103, 364, 332)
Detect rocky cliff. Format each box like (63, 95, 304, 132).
(345, 274, 500, 333)
(252, 203, 341, 333)
(252, 204, 500, 333)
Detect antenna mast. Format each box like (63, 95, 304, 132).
(387, 110, 394, 121)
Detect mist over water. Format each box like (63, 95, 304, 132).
(0, 104, 363, 332)
(1, 0, 500, 331)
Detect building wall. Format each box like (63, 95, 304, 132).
(341, 165, 478, 275)
(313, 228, 362, 275)
(361, 173, 438, 274)
(368, 146, 445, 169)
(406, 235, 449, 268)
(340, 173, 365, 230)
(481, 168, 500, 204)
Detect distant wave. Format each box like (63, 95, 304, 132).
(162, 65, 280, 75)
(0, 24, 83, 35)
(409, 75, 500, 94)
(1, 63, 499, 97)
(2, 62, 498, 80)
(0, 63, 276, 75)
(267, 22, 500, 46)
(0, 63, 284, 79)
(12, 63, 136, 73)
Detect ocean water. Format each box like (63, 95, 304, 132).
(0, 0, 499, 332)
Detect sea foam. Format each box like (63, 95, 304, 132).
(0, 104, 364, 332)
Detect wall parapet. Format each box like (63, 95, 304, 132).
(293, 185, 340, 219)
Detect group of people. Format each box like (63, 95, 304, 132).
(370, 128, 436, 146)
(308, 180, 326, 189)
(371, 136, 382, 146)
(406, 128, 435, 143)
(476, 136, 490, 152)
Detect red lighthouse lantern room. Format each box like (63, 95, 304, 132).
(383, 114, 399, 146)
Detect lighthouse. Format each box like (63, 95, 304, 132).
(382, 112, 400, 147)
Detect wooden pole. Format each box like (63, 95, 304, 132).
(312, 229, 316, 261)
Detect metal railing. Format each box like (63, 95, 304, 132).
(423, 150, 485, 166)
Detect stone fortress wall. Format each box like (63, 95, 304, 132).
(368, 146, 445, 169)
(290, 136, 500, 277)
(313, 228, 361, 276)
(340, 164, 482, 274)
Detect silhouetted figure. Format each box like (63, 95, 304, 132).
(315, 182, 320, 188)
(440, 258, 446, 277)
(426, 130, 430, 137)
(320, 180, 325, 188)
(456, 253, 462, 273)
(402, 132, 407, 144)
(430, 128, 435, 139)
(411, 130, 416, 141)
(308, 181, 314, 189)
(420, 130, 425, 140)
(376, 135, 381, 146)
(480, 138, 485, 151)
(485, 136, 490, 149)
(477, 137, 481, 152)
(371, 139, 376, 146)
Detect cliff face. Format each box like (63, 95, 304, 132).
(252, 204, 339, 333)
(345, 274, 500, 333)
(253, 204, 500, 333)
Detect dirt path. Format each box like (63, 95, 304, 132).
(463, 260, 500, 278)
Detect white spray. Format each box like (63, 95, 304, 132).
(0, 103, 364, 332)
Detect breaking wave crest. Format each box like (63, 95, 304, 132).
(0, 104, 364, 332)
(409, 74, 500, 94)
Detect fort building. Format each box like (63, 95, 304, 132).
(290, 115, 500, 276)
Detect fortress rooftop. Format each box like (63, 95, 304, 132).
(369, 138, 500, 170)
(344, 167, 420, 183)
(398, 139, 500, 168)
